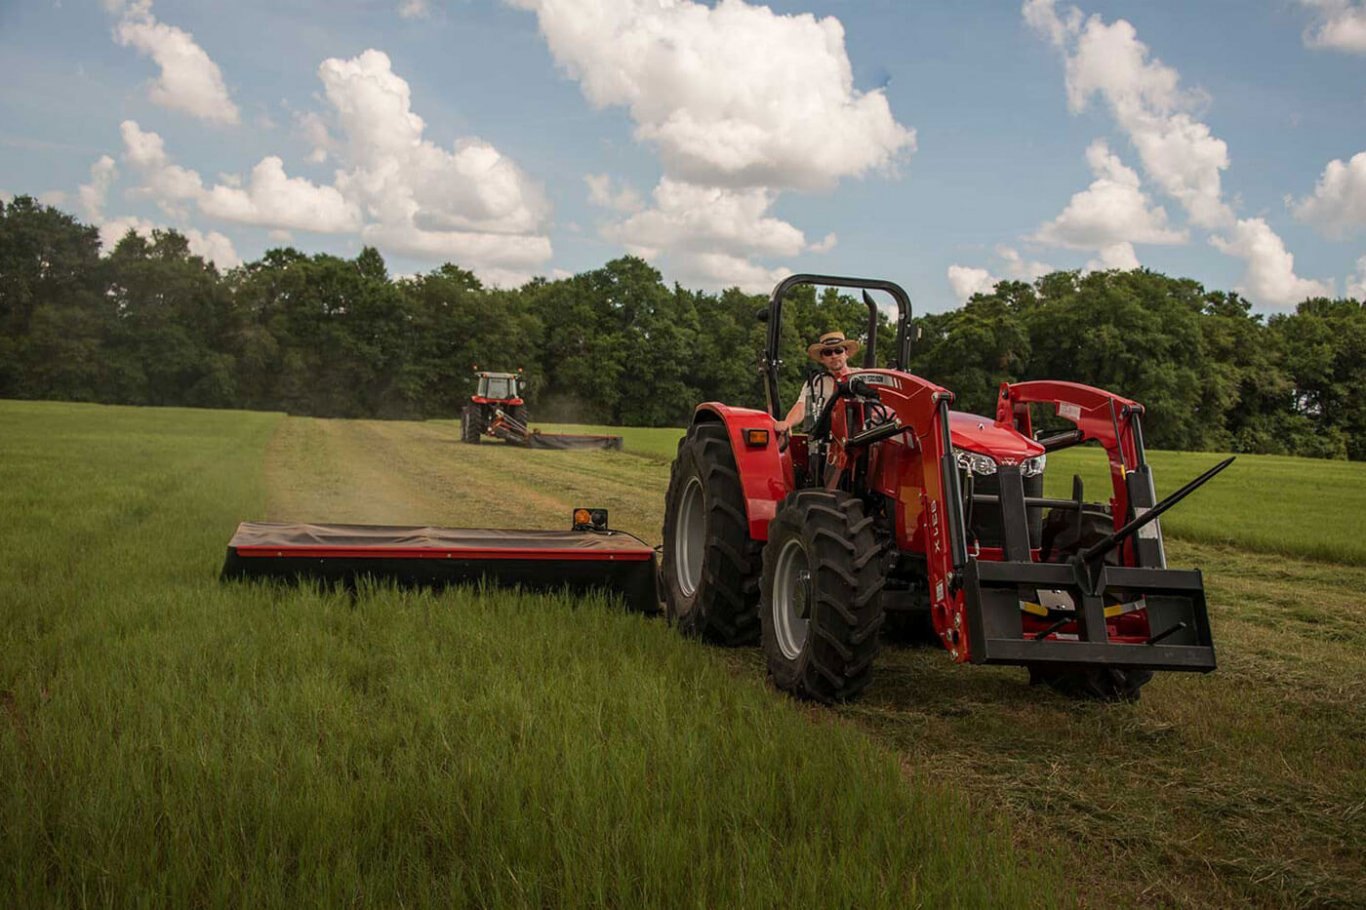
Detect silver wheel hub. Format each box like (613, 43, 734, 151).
(675, 476, 705, 597)
(772, 538, 812, 660)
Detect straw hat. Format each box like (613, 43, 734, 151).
(806, 331, 860, 362)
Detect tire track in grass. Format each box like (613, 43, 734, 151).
(264, 417, 663, 536)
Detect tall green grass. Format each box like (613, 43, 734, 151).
(1, 401, 1064, 907)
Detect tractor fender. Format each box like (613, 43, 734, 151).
(690, 403, 794, 541)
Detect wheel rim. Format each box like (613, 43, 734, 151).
(675, 476, 706, 597)
(772, 537, 812, 660)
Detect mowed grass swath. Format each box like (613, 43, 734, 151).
(0, 401, 1064, 907)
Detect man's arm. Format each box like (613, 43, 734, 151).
(775, 375, 830, 433)
(775, 396, 805, 434)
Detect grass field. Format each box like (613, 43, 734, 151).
(1, 401, 1062, 908)
(4, 402, 1365, 908)
(476, 418, 1366, 906)
(540, 421, 1366, 565)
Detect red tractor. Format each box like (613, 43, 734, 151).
(661, 274, 1228, 702)
(460, 368, 623, 450)
(461, 369, 529, 443)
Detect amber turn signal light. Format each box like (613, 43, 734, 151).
(743, 428, 769, 447)
(573, 508, 609, 531)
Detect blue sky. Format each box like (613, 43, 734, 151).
(1, 0, 1362, 313)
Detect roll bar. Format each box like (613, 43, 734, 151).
(761, 274, 914, 418)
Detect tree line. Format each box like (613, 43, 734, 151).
(2, 195, 1363, 459)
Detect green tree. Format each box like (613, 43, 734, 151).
(0, 196, 108, 400)
(1020, 270, 1210, 450)
(1270, 298, 1366, 459)
(912, 285, 1031, 416)
(104, 228, 237, 407)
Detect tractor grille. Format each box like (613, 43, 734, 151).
(967, 470, 1044, 550)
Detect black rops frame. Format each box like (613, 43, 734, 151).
(761, 274, 968, 572)
(761, 274, 914, 420)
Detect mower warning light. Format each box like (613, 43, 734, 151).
(573, 508, 609, 531)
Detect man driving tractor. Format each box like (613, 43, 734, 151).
(773, 330, 858, 436)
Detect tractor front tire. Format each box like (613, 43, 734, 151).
(760, 490, 885, 702)
(460, 406, 484, 444)
(661, 423, 762, 645)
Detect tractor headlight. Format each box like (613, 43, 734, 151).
(955, 450, 998, 476)
(1021, 453, 1047, 477)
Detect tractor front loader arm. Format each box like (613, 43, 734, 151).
(996, 379, 1165, 569)
(954, 380, 1224, 677)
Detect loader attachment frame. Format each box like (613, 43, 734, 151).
(963, 558, 1215, 670)
(959, 455, 1233, 671)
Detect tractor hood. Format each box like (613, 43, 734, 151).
(948, 411, 1044, 464)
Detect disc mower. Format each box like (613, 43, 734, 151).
(661, 274, 1230, 702)
(461, 368, 622, 450)
(221, 508, 658, 614)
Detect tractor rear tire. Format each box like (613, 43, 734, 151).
(661, 423, 762, 645)
(508, 404, 528, 427)
(1030, 505, 1153, 702)
(760, 490, 885, 702)
(460, 405, 484, 444)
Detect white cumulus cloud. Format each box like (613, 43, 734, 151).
(1033, 140, 1187, 251)
(947, 265, 998, 302)
(120, 120, 356, 234)
(182, 227, 241, 268)
(113, 2, 239, 125)
(111, 49, 554, 286)
(509, 0, 913, 191)
(78, 155, 119, 221)
(199, 156, 361, 233)
(1299, 0, 1366, 53)
(1027, 1, 1330, 310)
(1025, 0, 1233, 229)
(1291, 151, 1366, 238)
(119, 120, 205, 214)
(670, 252, 791, 294)
(510, 0, 910, 289)
(1210, 218, 1333, 307)
(602, 179, 832, 292)
(1085, 242, 1140, 272)
(946, 246, 1054, 304)
(606, 179, 807, 259)
(585, 174, 644, 214)
(318, 49, 551, 266)
(998, 245, 1055, 281)
(1349, 255, 1366, 299)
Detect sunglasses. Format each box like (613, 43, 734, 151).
(820, 347, 847, 357)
